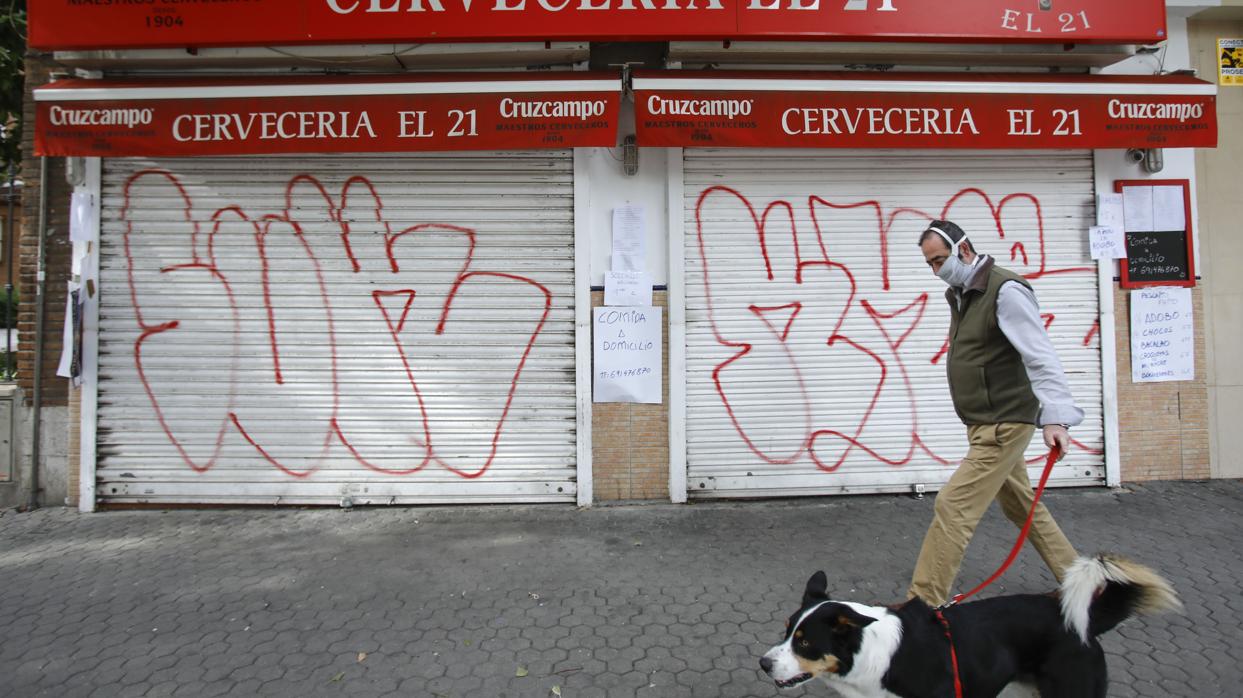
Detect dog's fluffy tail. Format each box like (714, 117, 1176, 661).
(1060, 554, 1182, 644)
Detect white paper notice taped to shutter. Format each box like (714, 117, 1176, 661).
(594, 306, 662, 404)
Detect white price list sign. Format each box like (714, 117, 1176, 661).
(1130, 287, 1194, 383)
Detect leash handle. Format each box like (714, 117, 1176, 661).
(947, 444, 1062, 607)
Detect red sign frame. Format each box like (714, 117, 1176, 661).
(633, 71, 1218, 150)
(1115, 179, 1196, 289)
(29, 0, 1168, 50)
(35, 74, 621, 157)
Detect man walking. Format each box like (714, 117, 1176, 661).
(909, 219, 1082, 607)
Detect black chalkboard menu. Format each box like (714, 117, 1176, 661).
(1124, 230, 1190, 284)
(1115, 179, 1196, 289)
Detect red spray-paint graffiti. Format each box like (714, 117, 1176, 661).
(122, 169, 551, 479)
(693, 184, 1104, 473)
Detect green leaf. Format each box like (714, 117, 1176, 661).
(0, 1, 24, 171)
(516, 666, 529, 677)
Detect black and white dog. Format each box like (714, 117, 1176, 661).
(760, 555, 1181, 698)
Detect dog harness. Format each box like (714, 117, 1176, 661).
(934, 444, 1063, 698)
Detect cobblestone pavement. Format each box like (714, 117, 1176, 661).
(1, 480, 1239, 697)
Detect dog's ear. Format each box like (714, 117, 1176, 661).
(833, 606, 877, 633)
(803, 571, 829, 605)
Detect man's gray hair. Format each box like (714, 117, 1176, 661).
(918, 219, 976, 254)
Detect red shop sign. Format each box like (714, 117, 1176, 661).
(29, 0, 1167, 50)
(34, 74, 621, 157)
(633, 72, 1218, 150)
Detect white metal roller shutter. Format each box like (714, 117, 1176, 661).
(97, 152, 576, 505)
(684, 149, 1104, 498)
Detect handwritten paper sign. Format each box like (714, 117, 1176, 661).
(593, 306, 661, 404)
(1130, 287, 1194, 383)
(1089, 225, 1126, 260)
(604, 270, 652, 306)
(1096, 192, 1124, 233)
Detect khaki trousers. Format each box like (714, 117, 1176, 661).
(908, 422, 1079, 606)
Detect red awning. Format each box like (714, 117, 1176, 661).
(30, 0, 1168, 50)
(633, 71, 1217, 150)
(35, 73, 621, 157)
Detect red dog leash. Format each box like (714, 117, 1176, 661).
(934, 444, 1063, 698)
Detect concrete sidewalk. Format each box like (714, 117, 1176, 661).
(1, 480, 1239, 697)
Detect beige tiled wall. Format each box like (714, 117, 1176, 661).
(1191, 16, 1243, 478)
(590, 291, 670, 501)
(1113, 284, 1211, 482)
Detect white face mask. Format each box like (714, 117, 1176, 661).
(931, 228, 974, 288)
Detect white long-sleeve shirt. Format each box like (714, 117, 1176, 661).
(956, 256, 1085, 428)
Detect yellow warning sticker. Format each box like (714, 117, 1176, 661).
(1220, 38, 1243, 86)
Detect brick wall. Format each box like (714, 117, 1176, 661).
(1113, 284, 1210, 481)
(18, 54, 72, 409)
(591, 290, 670, 502)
